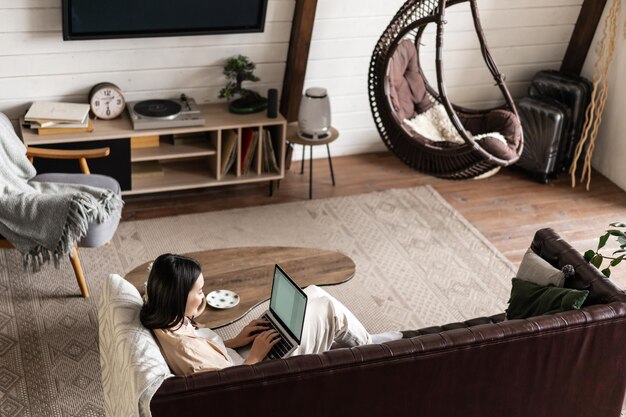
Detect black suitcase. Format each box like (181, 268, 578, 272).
(516, 96, 570, 183)
(528, 70, 592, 172)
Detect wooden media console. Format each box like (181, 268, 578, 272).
(20, 103, 286, 196)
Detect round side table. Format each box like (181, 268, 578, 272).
(287, 123, 340, 199)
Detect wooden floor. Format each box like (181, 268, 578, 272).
(122, 151, 626, 289)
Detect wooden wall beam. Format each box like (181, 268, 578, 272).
(560, 0, 608, 74)
(280, 0, 319, 122)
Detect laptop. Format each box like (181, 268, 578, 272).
(258, 264, 308, 359)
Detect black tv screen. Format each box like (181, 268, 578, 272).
(63, 0, 268, 40)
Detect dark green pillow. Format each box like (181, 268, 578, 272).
(506, 278, 589, 320)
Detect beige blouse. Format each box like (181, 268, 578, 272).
(153, 322, 233, 376)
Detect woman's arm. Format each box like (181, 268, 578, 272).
(242, 330, 281, 364)
(223, 319, 270, 349)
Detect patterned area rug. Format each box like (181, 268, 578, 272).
(0, 186, 527, 416)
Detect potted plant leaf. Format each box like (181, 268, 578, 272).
(584, 222, 626, 277)
(218, 55, 267, 114)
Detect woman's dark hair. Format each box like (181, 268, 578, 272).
(140, 253, 202, 330)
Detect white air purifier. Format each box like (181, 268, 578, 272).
(298, 87, 331, 139)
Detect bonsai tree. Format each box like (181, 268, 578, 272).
(584, 222, 626, 277)
(218, 55, 267, 114)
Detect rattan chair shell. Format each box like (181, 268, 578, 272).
(368, 0, 524, 179)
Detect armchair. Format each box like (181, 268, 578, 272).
(0, 112, 122, 298)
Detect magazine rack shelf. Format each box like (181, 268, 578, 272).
(19, 103, 286, 196)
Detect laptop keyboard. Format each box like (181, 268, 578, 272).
(261, 313, 294, 359)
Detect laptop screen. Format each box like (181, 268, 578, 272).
(270, 265, 307, 343)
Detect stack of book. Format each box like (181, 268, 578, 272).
(23, 101, 93, 135)
(133, 161, 164, 179)
(167, 132, 208, 146)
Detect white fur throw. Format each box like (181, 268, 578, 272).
(404, 104, 507, 146)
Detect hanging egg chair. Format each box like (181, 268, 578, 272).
(368, 0, 523, 179)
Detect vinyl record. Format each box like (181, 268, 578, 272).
(133, 99, 182, 120)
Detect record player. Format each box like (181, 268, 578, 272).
(127, 94, 205, 130)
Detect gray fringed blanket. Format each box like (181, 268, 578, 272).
(0, 114, 123, 270)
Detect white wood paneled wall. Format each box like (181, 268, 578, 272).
(0, 0, 583, 162)
(583, 2, 626, 191)
(302, 0, 583, 159)
(0, 0, 294, 121)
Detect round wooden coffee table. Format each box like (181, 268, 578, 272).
(125, 246, 356, 328)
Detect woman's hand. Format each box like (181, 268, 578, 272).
(244, 330, 281, 364)
(224, 319, 270, 349)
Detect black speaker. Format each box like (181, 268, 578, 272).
(267, 88, 278, 118)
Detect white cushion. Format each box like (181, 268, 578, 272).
(404, 103, 507, 145)
(517, 249, 566, 287)
(98, 273, 173, 417)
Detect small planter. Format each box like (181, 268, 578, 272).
(228, 96, 267, 114)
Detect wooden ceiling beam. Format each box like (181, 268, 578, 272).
(560, 0, 609, 74)
(280, 0, 318, 122)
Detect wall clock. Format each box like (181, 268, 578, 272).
(89, 82, 126, 120)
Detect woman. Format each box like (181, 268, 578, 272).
(140, 253, 402, 376)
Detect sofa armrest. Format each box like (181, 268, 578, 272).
(26, 146, 110, 160)
(99, 274, 173, 417)
(532, 228, 626, 304)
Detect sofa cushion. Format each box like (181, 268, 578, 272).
(517, 248, 571, 287)
(506, 278, 589, 320)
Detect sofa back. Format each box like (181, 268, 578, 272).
(152, 228, 626, 417)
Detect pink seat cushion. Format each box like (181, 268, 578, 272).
(458, 109, 522, 161)
(388, 39, 433, 120)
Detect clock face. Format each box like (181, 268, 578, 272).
(90, 84, 126, 120)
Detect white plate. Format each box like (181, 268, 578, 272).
(206, 289, 240, 309)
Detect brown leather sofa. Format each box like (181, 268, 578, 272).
(150, 228, 626, 417)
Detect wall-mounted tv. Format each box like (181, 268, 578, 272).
(63, 0, 269, 41)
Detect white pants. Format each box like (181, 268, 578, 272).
(288, 285, 372, 356)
